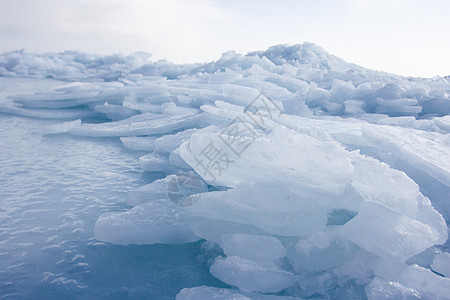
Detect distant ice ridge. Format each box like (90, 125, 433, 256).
(1, 43, 450, 299)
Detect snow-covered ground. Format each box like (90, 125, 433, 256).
(0, 43, 449, 299)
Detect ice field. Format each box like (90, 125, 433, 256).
(0, 43, 450, 299)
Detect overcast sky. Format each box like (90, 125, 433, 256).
(0, 0, 449, 77)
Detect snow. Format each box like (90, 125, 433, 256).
(1, 43, 450, 299)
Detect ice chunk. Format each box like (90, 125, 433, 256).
(154, 128, 199, 153)
(434, 115, 450, 133)
(375, 97, 422, 116)
(340, 201, 442, 262)
(69, 112, 203, 137)
(180, 125, 353, 197)
(330, 79, 356, 102)
(293, 232, 353, 272)
(208, 68, 243, 84)
(186, 183, 328, 236)
(219, 234, 286, 262)
(44, 119, 82, 134)
(9, 90, 102, 108)
(371, 261, 450, 299)
(349, 152, 420, 217)
(344, 100, 365, 115)
(431, 253, 450, 277)
(362, 125, 450, 187)
(94, 199, 199, 245)
(161, 102, 200, 115)
(190, 217, 268, 243)
(123, 100, 163, 113)
(139, 152, 170, 172)
(210, 256, 295, 293)
(365, 277, 421, 300)
(128, 177, 172, 206)
(93, 102, 138, 120)
(176, 286, 303, 300)
(120, 136, 157, 151)
(128, 172, 208, 206)
(0, 101, 98, 119)
(376, 83, 404, 99)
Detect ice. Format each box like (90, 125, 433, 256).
(190, 217, 268, 244)
(120, 136, 157, 151)
(375, 97, 422, 116)
(154, 128, 200, 153)
(344, 100, 365, 115)
(180, 126, 353, 197)
(341, 201, 443, 262)
(69, 112, 203, 137)
(349, 152, 421, 217)
(127, 172, 208, 206)
(434, 115, 450, 132)
(330, 79, 356, 102)
(293, 232, 353, 272)
(365, 278, 422, 300)
(370, 260, 450, 299)
(210, 256, 295, 293)
(1, 42, 450, 299)
(139, 152, 171, 172)
(431, 253, 450, 277)
(93, 102, 138, 120)
(219, 234, 286, 262)
(186, 183, 328, 236)
(0, 101, 98, 119)
(362, 125, 450, 187)
(176, 286, 303, 300)
(94, 199, 199, 245)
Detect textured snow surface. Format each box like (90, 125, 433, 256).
(1, 43, 450, 299)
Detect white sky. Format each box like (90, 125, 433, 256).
(0, 0, 449, 77)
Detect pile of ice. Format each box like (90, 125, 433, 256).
(1, 43, 450, 299)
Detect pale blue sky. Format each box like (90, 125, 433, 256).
(0, 0, 449, 77)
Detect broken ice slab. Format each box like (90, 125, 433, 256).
(362, 125, 450, 187)
(375, 97, 422, 116)
(0, 101, 99, 120)
(340, 201, 444, 262)
(210, 255, 295, 294)
(93, 102, 139, 120)
(365, 277, 422, 300)
(176, 286, 304, 300)
(219, 234, 286, 262)
(185, 183, 328, 236)
(180, 126, 353, 197)
(120, 136, 157, 151)
(431, 252, 450, 277)
(94, 199, 199, 245)
(69, 112, 205, 137)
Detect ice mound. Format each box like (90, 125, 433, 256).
(1, 42, 450, 299)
